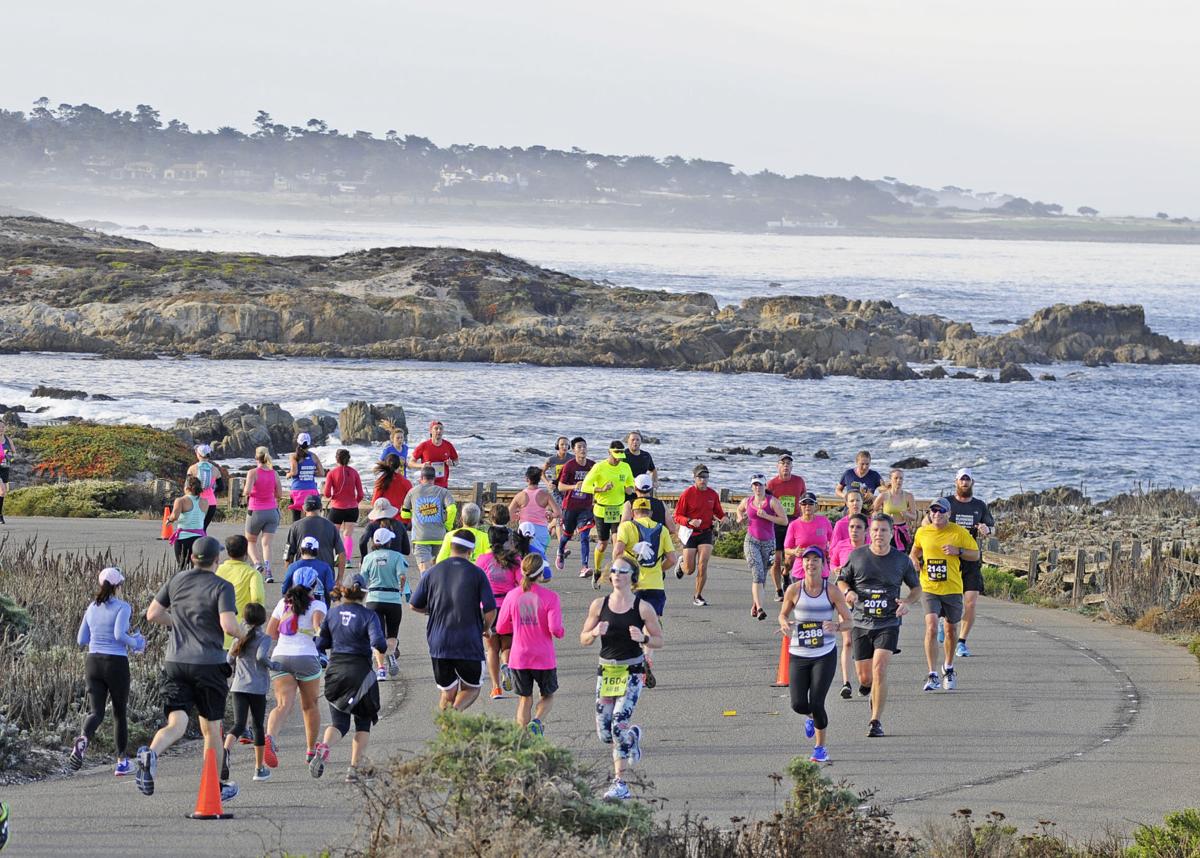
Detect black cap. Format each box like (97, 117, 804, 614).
(191, 536, 222, 563)
(798, 491, 818, 504)
(303, 494, 322, 511)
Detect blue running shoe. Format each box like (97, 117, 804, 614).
(804, 718, 815, 739)
(922, 672, 940, 692)
(220, 781, 239, 803)
(114, 757, 132, 777)
(604, 778, 631, 800)
(810, 745, 829, 763)
(529, 718, 545, 737)
(956, 640, 971, 658)
(135, 746, 157, 796)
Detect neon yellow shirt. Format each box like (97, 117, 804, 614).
(435, 525, 491, 564)
(581, 459, 635, 517)
(215, 559, 266, 648)
(617, 516, 675, 592)
(911, 523, 977, 595)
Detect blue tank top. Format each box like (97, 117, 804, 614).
(176, 497, 207, 533)
(292, 451, 318, 490)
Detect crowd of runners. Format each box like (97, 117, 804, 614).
(50, 420, 995, 814)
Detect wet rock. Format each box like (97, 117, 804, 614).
(757, 446, 791, 457)
(890, 457, 930, 469)
(813, 449, 830, 459)
(514, 447, 549, 457)
(992, 485, 1090, 512)
(1039, 373, 1057, 381)
(998, 363, 1034, 383)
(708, 446, 752, 456)
(973, 374, 995, 383)
(338, 401, 407, 445)
(1082, 348, 1113, 367)
(922, 365, 948, 379)
(90, 393, 117, 401)
(31, 385, 87, 399)
(951, 371, 977, 380)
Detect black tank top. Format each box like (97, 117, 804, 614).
(599, 596, 643, 661)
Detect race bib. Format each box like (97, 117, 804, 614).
(862, 588, 893, 619)
(795, 621, 825, 649)
(926, 560, 948, 582)
(599, 664, 630, 697)
(599, 504, 623, 523)
(780, 496, 796, 516)
(431, 461, 446, 478)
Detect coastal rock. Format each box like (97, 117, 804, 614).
(998, 363, 1034, 383)
(922, 365, 948, 379)
(292, 415, 334, 448)
(813, 449, 830, 459)
(90, 393, 117, 401)
(172, 402, 326, 457)
(31, 385, 87, 399)
(1039, 373, 1057, 381)
(757, 446, 791, 457)
(338, 401, 407, 445)
(514, 447, 549, 457)
(708, 446, 752, 456)
(890, 457, 929, 469)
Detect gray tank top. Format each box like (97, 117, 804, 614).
(789, 582, 836, 658)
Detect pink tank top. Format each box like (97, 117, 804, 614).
(247, 466, 278, 511)
(746, 496, 776, 541)
(518, 486, 549, 526)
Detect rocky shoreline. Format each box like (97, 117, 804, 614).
(2, 216, 1197, 380)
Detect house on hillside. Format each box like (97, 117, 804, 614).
(163, 162, 209, 182)
(110, 162, 157, 182)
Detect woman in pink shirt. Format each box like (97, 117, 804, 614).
(783, 492, 833, 580)
(831, 491, 865, 544)
(494, 554, 564, 735)
(323, 448, 364, 564)
(242, 446, 286, 581)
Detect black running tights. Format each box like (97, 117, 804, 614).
(788, 649, 837, 730)
(83, 654, 130, 754)
(231, 692, 267, 747)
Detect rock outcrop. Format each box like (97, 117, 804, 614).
(172, 402, 336, 458)
(337, 402, 407, 445)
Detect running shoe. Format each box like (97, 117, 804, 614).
(643, 663, 657, 689)
(113, 757, 132, 777)
(490, 687, 505, 700)
(579, 566, 591, 579)
(309, 741, 329, 779)
(922, 672, 940, 692)
(629, 725, 642, 764)
(387, 653, 400, 677)
(840, 682, 853, 700)
(239, 727, 253, 745)
(956, 640, 971, 658)
(804, 718, 815, 739)
(529, 718, 545, 737)
(376, 666, 388, 681)
(253, 766, 271, 782)
(693, 596, 708, 607)
(555, 553, 565, 572)
(264, 735, 279, 768)
(942, 666, 957, 691)
(345, 767, 361, 784)
(675, 566, 685, 580)
(936, 622, 945, 644)
(68, 735, 88, 770)
(775, 587, 785, 603)
(221, 747, 230, 782)
(810, 745, 829, 763)
(220, 781, 239, 803)
(592, 567, 603, 589)
(500, 663, 514, 693)
(604, 778, 631, 801)
(135, 746, 157, 795)
(858, 684, 871, 697)
(306, 748, 316, 765)
(867, 719, 885, 738)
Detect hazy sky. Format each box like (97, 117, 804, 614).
(2, 0, 1197, 215)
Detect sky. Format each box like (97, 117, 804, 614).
(1, 0, 1197, 216)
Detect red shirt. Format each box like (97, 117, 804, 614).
(674, 486, 726, 532)
(373, 472, 413, 513)
(766, 474, 806, 520)
(411, 439, 458, 488)
(323, 465, 364, 509)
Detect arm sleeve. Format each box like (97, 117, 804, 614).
(410, 442, 425, 463)
(409, 576, 428, 611)
(903, 562, 920, 590)
(369, 611, 387, 653)
(549, 594, 565, 638)
(447, 442, 459, 461)
(445, 500, 458, 531)
(77, 610, 91, 646)
(783, 520, 798, 550)
(436, 534, 452, 564)
(354, 470, 364, 502)
(217, 580, 237, 615)
(713, 495, 726, 521)
(256, 635, 273, 669)
(580, 466, 599, 495)
(673, 489, 691, 525)
(494, 592, 514, 635)
(397, 524, 411, 555)
(322, 471, 334, 498)
(981, 503, 995, 529)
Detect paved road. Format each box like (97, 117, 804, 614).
(3, 516, 1198, 855)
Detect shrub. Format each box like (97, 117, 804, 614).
(1188, 636, 1200, 665)
(5, 480, 154, 517)
(714, 527, 746, 559)
(982, 565, 1030, 601)
(17, 422, 191, 480)
(1127, 809, 1200, 857)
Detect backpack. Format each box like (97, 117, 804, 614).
(632, 520, 664, 568)
(196, 460, 215, 491)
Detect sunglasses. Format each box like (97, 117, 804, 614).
(610, 566, 634, 576)
(929, 507, 948, 514)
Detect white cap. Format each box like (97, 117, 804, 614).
(373, 528, 395, 545)
(300, 535, 320, 551)
(195, 443, 212, 457)
(98, 566, 124, 586)
(517, 521, 537, 538)
(296, 432, 312, 445)
(634, 474, 653, 491)
(956, 468, 973, 481)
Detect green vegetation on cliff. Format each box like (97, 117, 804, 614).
(17, 422, 190, 480)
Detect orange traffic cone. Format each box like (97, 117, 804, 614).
(159, 506, 172, 540)
(771, 634, 790, 687)
(188, 747, 232, 820)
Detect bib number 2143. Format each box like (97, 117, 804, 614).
(926, 560, 948, 582)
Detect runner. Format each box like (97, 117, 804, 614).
(138, 536, 241, 801)
(242, 446, 285, 582)
(736, 474, 787, 621)
(402, 465, 458, 574)
(167, 476, 209, 570)
(409, 530, 498, 712)
(186, 444, 229, 531)
(829, 512, 869, 699)
(910, 497, 979, 690)
(435, 502, 491, 563)
(495, 554, 565, 734)
(580, 556, 664, 801)
(215, 535, 266, 649)
(410, 420, 458, 488)
(873, 468, 918, 550)
(580, 441, 636, 587)
(621, 473, 672, 531)
(831, 490, 865, 544)
(766, 454, 806, 602)
(359, 498, 411, 559)
(945, 468, 994, 657)
(555, 437, 595, 579)
(836, 450, 883, 502)
(509, 466, 561, 562)
(779, 546, 853, 762)
(371, 454, 413, 529)
(263, 567, 328, 768)
(623, 431, 657, 487)
(284, 495, 346, 579)
(323, 448, 364, 567)
(71, 567, 147, 775)
(542, 436, 571, 509)
(220, 603, 272, 784)
(673, 464, 725, 606)
(311, 575, 387, 783)
(613, 497, 677, 689)
(361, 528, 407, 680)
(287, 433, 324, 524)
(0, 420, 15, 524)
(282, 536, 336, 604)
(379, 426, 410, 479)
(476, 525, 529, 699)
(783, 492, 833, 581)
(836, 514, 922, 738)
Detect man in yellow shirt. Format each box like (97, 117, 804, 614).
(434, 502, 491, 564)
(580, 440, 635, 586)
(613, 497, 678, 688)
(215, 534, 265, 649)
(909, 497, 978, 692)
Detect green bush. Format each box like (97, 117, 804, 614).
(1188, 636, 1200, 665)
(1127, 809, 1200, 857)
(713, 527, 746, 559)
(5, 480, 152, 517)
(982, 565, 1031, 601)
(17, 422, 191, 480)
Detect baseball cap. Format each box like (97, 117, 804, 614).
(98, 566, 124, 586)
(367, 498, 398, 521)
(346, 573, 367, 589)
(929, 497, 952, 513)
(303, 494, 322, 511)
(517, 521, 537, 538)
(634, 473, 654, 491)
(195, 443, 212, 457)
(608, 440, 626, 458)
(191, 536, 222, 563)
(798, 491, 817, 505)
(778, 453, 794, 462)
(632, 497, 652, 510)
(300, 535, 321, 551)
(749, 473, 767, 485)
(801, 545, 825, 560)
(956, 468, 973, 481)
(373, 528, 395, 545)
(296, 432, 312, 445)
(693, 464, 710, 477)
(291, 566, 320, 590)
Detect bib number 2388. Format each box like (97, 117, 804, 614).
(795, 621, 825, 649)
(926, 560, 948, 582)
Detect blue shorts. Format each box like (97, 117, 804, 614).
(637, 588, 666, 617)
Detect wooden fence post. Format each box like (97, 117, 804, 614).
(986, 537, 1000, 553)
(1131, 540, 1142, 567)
(1027, 549, 1039, 585)
(1150, 538, 1162, 568)
(474, 481, 484, 507)
(1073, 548, 1087, 605)
(720, 488, 732, 503)
(1106, 540, 1120, 593)
(229, 477, 243, 508)
(1047, 549, 1059, 574)
(487, 482, 498, 504)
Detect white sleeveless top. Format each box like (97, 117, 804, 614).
(789, 583, 836, 658)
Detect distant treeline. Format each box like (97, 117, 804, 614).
(0, 100, 906, 226)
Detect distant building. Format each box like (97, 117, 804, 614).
(110, 162, 157, 181)
(766, 216, 841, 231)
(163, 162, 209, 182)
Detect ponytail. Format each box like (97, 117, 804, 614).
(93, 580, 118, 605)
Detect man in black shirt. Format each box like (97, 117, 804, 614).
(285, 494, 347, 577)
(836, 450, 883, 502)
(944, 468, 994, 657)
(623, 431, 656, 487)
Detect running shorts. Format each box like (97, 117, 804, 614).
(636, 588, 666, 617)
(371, 602, 403, 637)
(161, 661, 231, 721)
(850, 626, 901, 661)
(561, 507, 593, 536)
(960, 563, 985, 594)
(413, 543, 437, 565)
(685, 528, 714, 549)
(922, 592, 964, 624)
(431, 657, 482, 691)
(246, 508, 280, 535)
(594, 517, 618, 542)
(0, 465, 9, 483)
(774, 522, 791, 551)
(270, 654, 324, 683)
(511, 668, 559, 698)
(328, 507, 359, 525)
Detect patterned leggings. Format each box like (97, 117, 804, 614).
(595, 672, 644, 759)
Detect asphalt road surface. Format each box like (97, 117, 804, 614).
(2, 515, 1197, 856)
